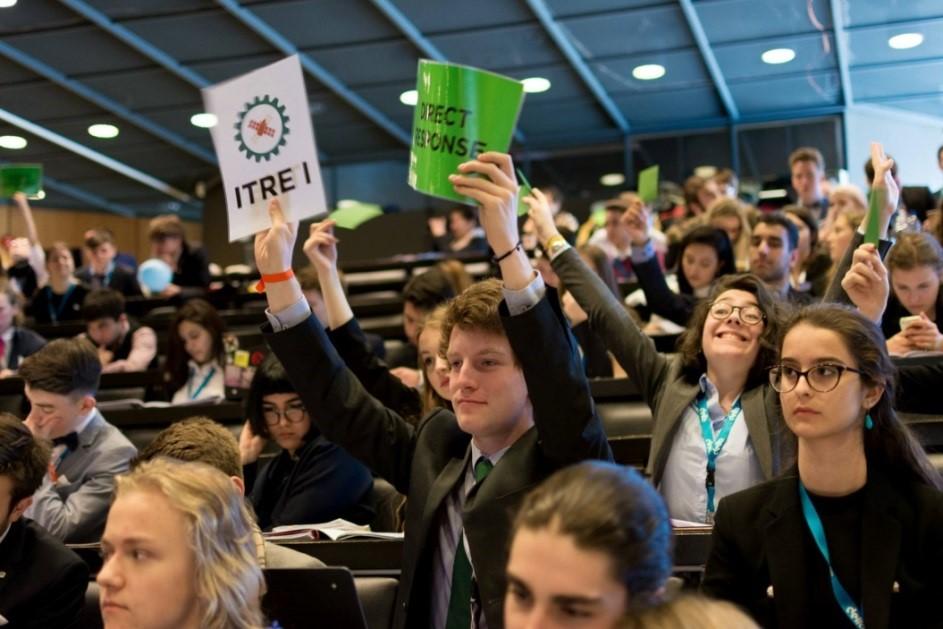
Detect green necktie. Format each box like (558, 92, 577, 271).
(445, 458, 493, 629)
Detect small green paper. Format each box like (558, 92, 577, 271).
(329, 202, 383, 230)
(516, 169, 532, 216)
(592, 207, 607, 227)
(638, 165, 659, 203)
(0, 164, 43, 197)
(865, 188, 883, 245)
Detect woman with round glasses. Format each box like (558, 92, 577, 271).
(702, 304, 943, 628)
(239, 353, 375, 529)
(526, 188, 787, 524)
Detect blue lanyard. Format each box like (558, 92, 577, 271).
(695, 395, 741, 520)
(187, 366, 216, 400)
(799, 484, 865, 629)
(46, 283, 76, 323)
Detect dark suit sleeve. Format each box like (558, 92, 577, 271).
(896, 362, 943, 414)
(632, 255, 696, 326)
(501, 289, 612, 465)
(571, 321, 613, 379)
(700, 497, 752, 610)
(264, 315, 418, 495)
(327, 318, 422, 422)
(23, 551, 89, 629)
(823, 232, 893, 306)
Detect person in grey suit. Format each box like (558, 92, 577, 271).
(20, 337, 136, 543)
(134, 416, 323, 569)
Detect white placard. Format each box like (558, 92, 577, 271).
(202, 55, 326, 241)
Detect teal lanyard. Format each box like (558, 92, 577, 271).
(187, 366, 216, 400)
(799, 484, 865, 628)
(695, 395, 741, 521)
(46, 283, 76, 323)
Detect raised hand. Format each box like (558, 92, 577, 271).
(427, 216, 448, 238)
(621, 198, 650, 246)
(868, 142, 898, 237)
(523, 187, 561, 247)
(449, 152, 519, 254)
(840, 243, 888, 323)
(238, 420, 266, 466)
(254, 198, 298, 276)
(303, 220, 339, 274)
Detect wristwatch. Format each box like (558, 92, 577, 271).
(544, 234, 570, 258)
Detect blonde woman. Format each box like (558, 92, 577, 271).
(97, 458, 265, 629)
(706, 198, 752, 272)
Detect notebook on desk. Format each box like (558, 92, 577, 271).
(263, 568, 368, 629)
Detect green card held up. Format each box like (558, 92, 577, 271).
(0, 164, 43, 197)
(329, 202, 383, 230)
(516, 169, 532, 217)
(638, 165, 659, 203)
(864, 188, 884, 245)
(408, 60, 525, 205)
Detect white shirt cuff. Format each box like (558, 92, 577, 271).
(265, 296, 312, 332)
(502, 272, 545, 316)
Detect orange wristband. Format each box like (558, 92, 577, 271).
(255, 269, 294, 293)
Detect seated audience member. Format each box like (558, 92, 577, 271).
(21, 338, 137, 542)
(784, 206, 831, 297)
(148, 214, 211, 296)
(821, 184, 867, 244)
(714, 168, 739, 200)
(589, 196, 641, 281)
(98, 458, 265, 629)
(6, 193, 47, 299)
(620, 595, 758, 629)
(504, 461, 672, 629)
(82, 289, 157, 373)
(135, 417, 323, 568)
(789, 147, 828, 219)
(386, 265, 456, 370)
(429, 206, 490, 254)
(0, 278, 46, 376)
(0, 413, 88, 628)
(522, 184, 579, 249)
(164, 299, 226, 404)
(563, 244, 622, 378)
(749, 212, 814, 304)
(529, 187, 785, 524)
(238, 354, 375, 530)
(683, 175, 721, 220)
(76, 229, 141, 296)
(822, 189, 866, 275)
(28, 242, 88, 324)
(254, 151, 611, 628)
(707, 198, 751, 271)
(702, 304, 943, 628)
(882, 231, 943, 354)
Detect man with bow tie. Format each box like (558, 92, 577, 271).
(20, 337, 137, 543)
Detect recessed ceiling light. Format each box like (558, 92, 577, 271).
(34, 190, 45, 200)
(761, 48, 796, 64)
(88, 123, 119, 139)
(0, 0, 18, 8)
(522, 77, 551, 93)
(0, 135, 27, 150)
(888, 33, 924, 50)
(632, 64, 666, 81)
(190, 113, 218, 128)
(399, 89, 418, 106)
(600, 173, 625, 187)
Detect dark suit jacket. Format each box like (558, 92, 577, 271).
(0, 518, 88, 628)
(702, 469, 943, 628)
(9, 327, 47, 370)
(76, 263, 142, 296)
(264, 292, 611, 629)
(632, 255, 698, 326)
(174, 243, 211, 289)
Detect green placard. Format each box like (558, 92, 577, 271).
(638, 165, 659, 203)
(408, 60, 525, 205)
(0, 164, 43, 197)
(329, 202, 383, 230)
(864, 188, 884, 246)
(516, 169, 532, 217)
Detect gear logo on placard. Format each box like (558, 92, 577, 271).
(234, 95, 290, 162)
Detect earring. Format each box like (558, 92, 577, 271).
(865, 413, 874, 430)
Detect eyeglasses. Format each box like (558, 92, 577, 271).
(262, 403, 307, 426)
(708, 302, 765, 326)
(768, 363, 863, 393)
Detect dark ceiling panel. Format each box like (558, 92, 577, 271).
(559, 5, 692, 59)
(84, 0, 214, 18)
(695, 0, 831, 44)
(851, 59, 943, 100)
(306, 39, 420, 87)
(547, 0, 673, 18)
(845, 1, 943, 28)
(613, 85, 724, 124)
(713, 32, 836, 81)
(187, 52, 284, 84)
(388, 0, 533, 33)
(81, 67, 200, 111)
(5, 26, 156, 75)
(315, 122, 404, 156)
(0, 0, 84, 36)
(0, 83, 104, 122)
(592, 48, 710, 94)
(847, 19, 943, 68)
(249, 0, 400, 48)
(517, 98, 614, 136)
(430, 24, 561, 70)
(729, 70, 840, 114)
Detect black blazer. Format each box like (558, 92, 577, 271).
(76, 263, 142, 297)
(0, 518, 89, 628)
(27, 283, 89, 324)
(9, 326, 47, 370)
(264, 292, 612, 629)
(702, 468, 943, 629)
(632, 255, 698, 326)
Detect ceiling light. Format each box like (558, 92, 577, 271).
(399, 89, 418, 106)
(761, 48, 796, 65)
(190, 113, 218, 128)
(522, 77, 551, 93)
(600, 173, 625, 187)
(632, 64, 666, 81)
(34, 190, 45, 200)
(888, 33, 924, 50)
(0, 0, 17, 7)
(88, 123, 119, 139)
(0, 135, 27, 150)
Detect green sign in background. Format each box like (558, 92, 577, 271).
(0, 164, 43, 197)
(408, 60, 524, 204)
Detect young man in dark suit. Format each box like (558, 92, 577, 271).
(0, 413, 88, 628)
(255, 152, 612, 629)
(76, 229, 142, 297)
(21, 337, 137, 543)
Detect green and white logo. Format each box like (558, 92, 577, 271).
(234, 95, 290, 162)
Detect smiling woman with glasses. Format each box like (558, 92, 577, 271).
(237, 353, 375, 530)
(703, 304, 943, 628)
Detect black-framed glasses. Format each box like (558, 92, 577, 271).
(262, 403, 307, 426)
(708, 302, 765, 326)
(768, 363, 864, 393)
